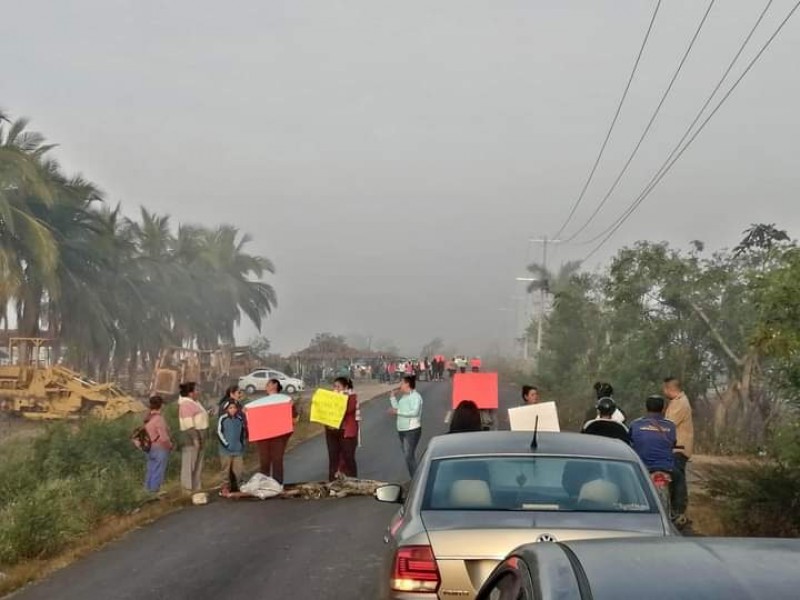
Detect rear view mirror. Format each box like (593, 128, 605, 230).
(375, 484, 403, 504)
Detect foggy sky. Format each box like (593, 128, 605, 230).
(2, 0, 799, 355)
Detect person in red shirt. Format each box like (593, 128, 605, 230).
(326, 377, 359, 480)
(470, 357, 481, 372)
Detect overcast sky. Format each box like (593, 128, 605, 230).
(2, 0, 799, 355)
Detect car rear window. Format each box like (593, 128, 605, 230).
(422, 456, 655, 512)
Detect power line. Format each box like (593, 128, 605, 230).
(551, 0, 662, 240)
(563, 0, 716, 243)
(580, 0, 800, 263)
(578, 0, 775, 249)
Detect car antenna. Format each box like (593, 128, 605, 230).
(530, 415, 539, 450)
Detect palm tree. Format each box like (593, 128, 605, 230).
(523, 260, 582, 356)
(179, 225, 277, 348)
(524, 260, 582, 294)
(0, 114, 60, 337)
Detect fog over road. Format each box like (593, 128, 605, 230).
(11, 380, 521, 600)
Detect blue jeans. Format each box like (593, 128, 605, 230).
(145, 446, 170, 492)
(398, 428, 422, 477)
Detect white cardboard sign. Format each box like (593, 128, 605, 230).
(508, 401, 561, 432)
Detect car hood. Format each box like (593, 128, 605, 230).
(421, 510, 665, 559)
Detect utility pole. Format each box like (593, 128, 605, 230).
(528, 237, 560, 359)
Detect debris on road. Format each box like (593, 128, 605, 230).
(223, 476, 386, 500)
(281, 477, 387, 499)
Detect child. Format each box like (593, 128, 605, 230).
(217, 399, 247, 496)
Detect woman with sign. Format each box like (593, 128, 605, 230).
(325, 377, 359, 481)
(250, 378, 295, 484)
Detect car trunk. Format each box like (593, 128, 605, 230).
(421, 510, 664, 599)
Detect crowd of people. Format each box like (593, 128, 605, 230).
(576, 377, 694, 526)
(138, 370, 694, 527)
(378, 355, 482, 383)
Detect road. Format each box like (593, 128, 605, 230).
(10, 379, 522, 600)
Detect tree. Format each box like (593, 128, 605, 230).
(0, 110, 279, 381)
(248, 335, 272, 361)
(420, 337, 444, 358)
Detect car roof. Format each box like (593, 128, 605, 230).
(426, 431, 637, 461)
(516, 537, 800, 599)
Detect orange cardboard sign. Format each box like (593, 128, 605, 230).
(452, 372, 498, 409)
(244, 395, 294, 441)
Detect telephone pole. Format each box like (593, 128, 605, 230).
(528, 236, 560, 358)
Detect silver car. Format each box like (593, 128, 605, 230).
(375, 431, 673, 600)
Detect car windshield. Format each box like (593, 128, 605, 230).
(422, 456, 654, 513)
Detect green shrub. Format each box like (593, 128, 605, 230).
(707, 463, 800, 537)
(0, 479, 88, 564)
(0, 416, 156, 566)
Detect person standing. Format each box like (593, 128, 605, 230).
(521, 385, 540, 404)
(217, 399, 247, 496)
(581, 397, 630, 444)
(144, 395, 172, 494)
(389, 375, 423, 477)
(663, 377, 694, 526)
(326, 377, 359, 480)
(589, 382, 626, 424)
(449, 400, 483, 433)
(256, 378, 294, 484)
(178, 382, 209, 493)
(218, 384, 245, 416)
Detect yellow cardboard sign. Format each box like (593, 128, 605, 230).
(309, 388, 348, 428)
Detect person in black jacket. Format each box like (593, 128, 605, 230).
(581, 397, 630, 445)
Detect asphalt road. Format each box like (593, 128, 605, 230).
(10, 379, 522, 600)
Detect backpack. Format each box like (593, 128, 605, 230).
(131, 424, 152, 452)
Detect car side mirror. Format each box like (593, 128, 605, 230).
(375, 484, 403, 504)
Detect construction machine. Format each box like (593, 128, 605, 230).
(0, 338, 145, 420)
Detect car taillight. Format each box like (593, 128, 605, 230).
(651, 472, 670, 487)
(391, 545, 440, 593)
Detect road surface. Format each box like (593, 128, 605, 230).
(10, 379, 522, 600)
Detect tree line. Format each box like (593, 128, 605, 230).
(528, 224, 799, 452)
(0, 110, 276, 379)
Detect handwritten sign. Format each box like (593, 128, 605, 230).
(309, 388, 348, 429)
(244, 394, 294, 441)
(452, 372, 499, 409)
(508, 402, 560, 432)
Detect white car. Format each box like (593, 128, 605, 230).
(238, 369, 305, 394)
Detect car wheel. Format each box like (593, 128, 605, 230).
(285, 385, 296, 394)
(245, 385, 256, 395)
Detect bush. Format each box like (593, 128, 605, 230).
(0, 479, 88, 564)
(707, 463, 800, 537)
(0, 416, 153, 566)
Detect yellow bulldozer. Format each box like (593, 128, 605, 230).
(0, 338, 145, 420)
(149, 345, 259, 399)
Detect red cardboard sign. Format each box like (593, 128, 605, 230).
(244, 400, 294, 441)
(452, 372, 499, 409)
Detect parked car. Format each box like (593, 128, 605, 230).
(238, 369, 305, 394)
(476, 537, 800, 600)
(374, 431, 673, 599)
